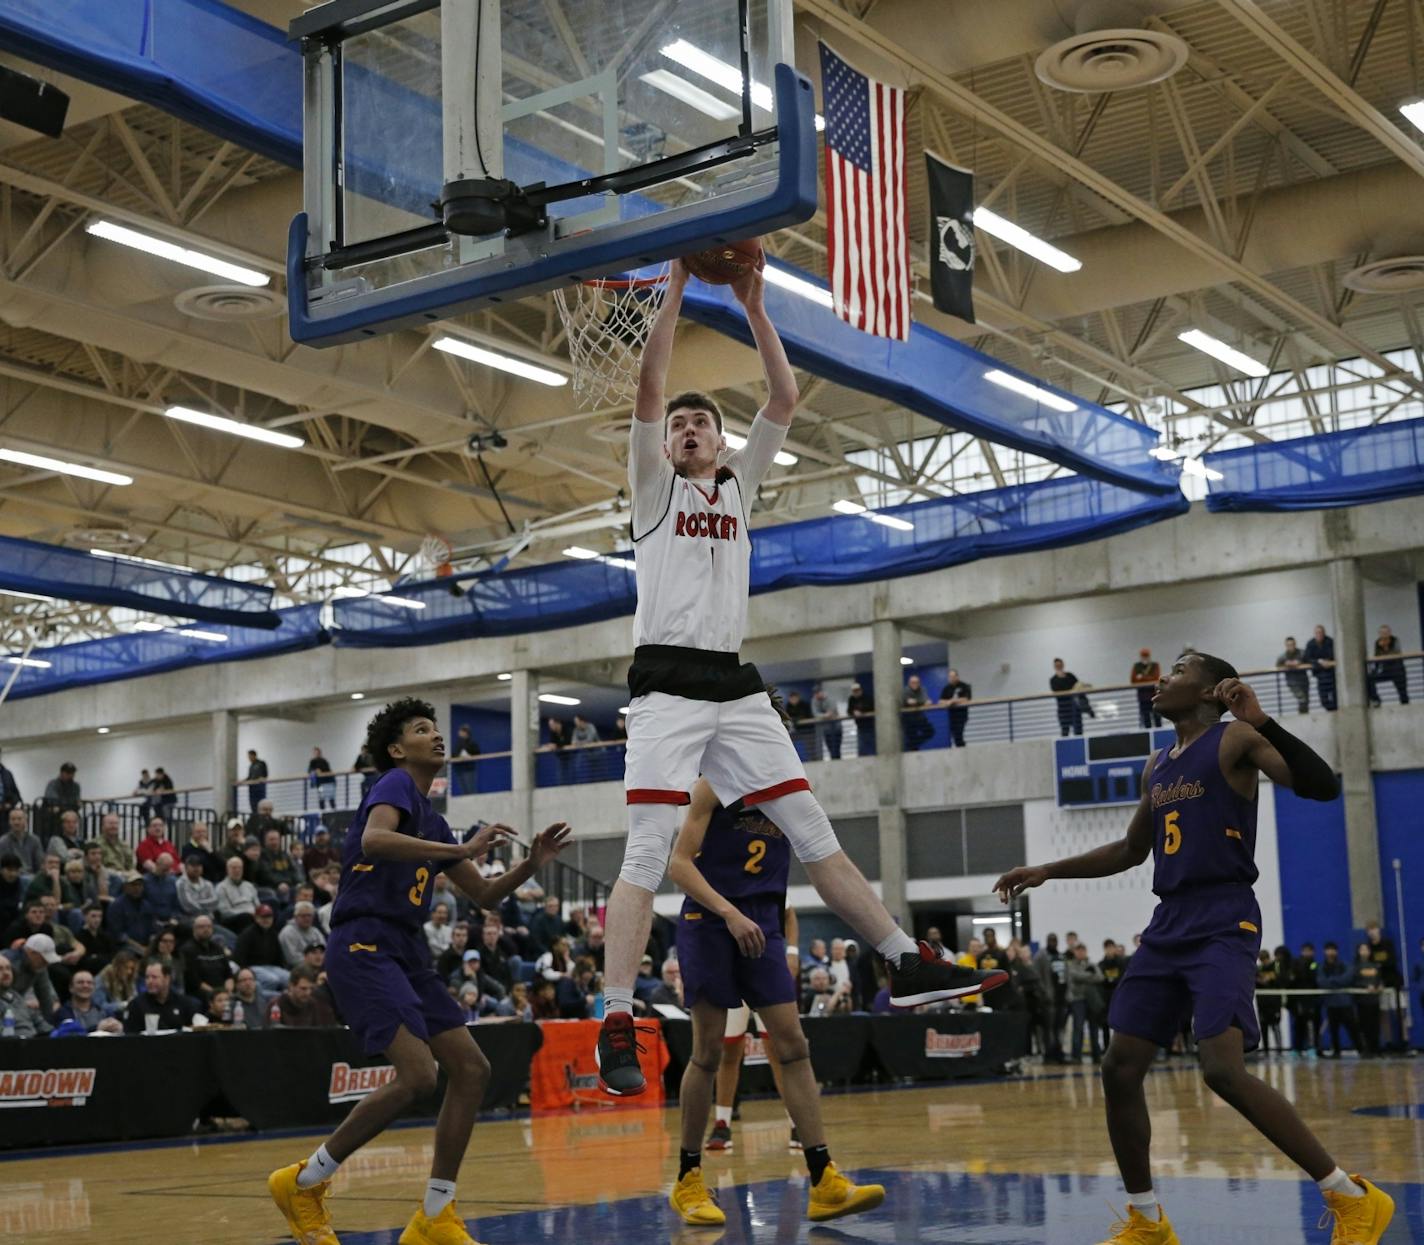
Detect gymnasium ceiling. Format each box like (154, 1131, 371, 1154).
(2, 0, 1424, 648)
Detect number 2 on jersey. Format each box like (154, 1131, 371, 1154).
(1163, 810, 1182, 856)
(409, 866, 430, 905)
(744, 839, 767, 874)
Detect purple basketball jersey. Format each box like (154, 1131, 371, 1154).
(680, 801, 789, 924)
(328, 768, 456, 933)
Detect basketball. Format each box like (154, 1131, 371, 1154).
(683, 238, 763, 285)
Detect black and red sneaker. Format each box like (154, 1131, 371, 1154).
(706, 1120, 733, 1152)
(595, 1012, 648, 1096)
(887, 941, 1009, 1008)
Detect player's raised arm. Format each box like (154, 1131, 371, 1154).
(445, 823, 572, 907)
(667, 779, 766, 958)
(360, 805, 507, 864)
(1215, 677, 1339, 801)
(633, 259, 690, 424)
(992, 754, 1158, 902)
(729, 257, 797, 426)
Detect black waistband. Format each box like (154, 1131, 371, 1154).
(628, 645, 763, 703)
(634, 644, 741, 668)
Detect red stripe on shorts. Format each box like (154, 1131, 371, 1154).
(740, 778, 812, 807)
(626, 788, 691, 805)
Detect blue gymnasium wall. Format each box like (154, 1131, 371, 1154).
(1373, 770, 1424, 1041)
(448, 706, 510, 796)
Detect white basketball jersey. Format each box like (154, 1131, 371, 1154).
(628, 416, 786, 654)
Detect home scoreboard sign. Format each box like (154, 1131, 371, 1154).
(1055, 729, 1175, 808)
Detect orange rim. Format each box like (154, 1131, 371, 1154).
(579, 273, 669, 290)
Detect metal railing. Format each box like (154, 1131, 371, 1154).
(3, 797, 221, 851)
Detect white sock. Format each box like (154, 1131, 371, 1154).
(1127, 1190, 1159, 1218)
(715, 1105, 732, 1126)
(424, 1178, 457, 1218)
(1318, 1168, 1363, 1198)
(297, 1144, 340, 1188)
(876, 929, 918, 961)
(604, 986, 634, 1016)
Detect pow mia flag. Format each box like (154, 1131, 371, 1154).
(926, 152, 975, 324)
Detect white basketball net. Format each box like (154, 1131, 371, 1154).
(553, 264, 670, 410)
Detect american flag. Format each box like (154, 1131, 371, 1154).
(818, 42, 910, 340)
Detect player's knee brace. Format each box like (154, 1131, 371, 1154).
(618, 802, 681, 891)
(756, 789, 841, 864)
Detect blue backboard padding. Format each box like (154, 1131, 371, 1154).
(1, 604, 325, 701)
(680, 272, 1179, 497)
(0, 533, 280, 628)
(1205, 416, 1424, 512)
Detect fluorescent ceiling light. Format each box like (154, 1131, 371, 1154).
(91, 548, 189, 572)
(6, 655, 51, 668)
(564, 545, 635, 571)
(1176, 329, 1269, 378)
(865, 511, 914, 532)
(1401, 100, 1424, 135)
(164, 406, 304, 449)
(350, 692, 365, 700)
(377, 594, 425, 610)
(972, 207, 1081, 273)
(131, 620, 166, 632)
(723, 430, 797, 467)
(899, 656, 914, 666)
(563, 546, 600, 560)
(177, 628, 229, 643)
(832, 499, 867, 515)
(1149, 445, 1181, 461)
(97, 727, 111, 735)
(86, 219, 269, 287)
(0, 588, 57, 603)
(0, 447, 132, 486)
(538, 692, 581, 706)
(639, 69, 740, 120)
(763, 265, 834, 309)
(660, 41, 824, 130)
(1180, 456, 1224, 482)
(497, 672, 512, 681)
(984, 369, 1078, 413)
(602, 555, 637, 571)
(432, 336, 568, 387)
(971, 916, 1013, 925)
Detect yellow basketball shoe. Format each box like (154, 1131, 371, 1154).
(806, 1163, 886, 1222)
(1320, 1177, 1394, 1244)
(398, 1202, 482, 1245)
(1094, 1206, 1180, 1245)
(670, 1167, 727, 1226)
(267, 1162, 339, 1245)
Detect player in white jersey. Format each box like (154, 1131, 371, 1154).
(594, 254, 1007, 1095)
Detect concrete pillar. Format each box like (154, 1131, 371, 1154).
(211, 709, 237, 815)
(509, 669, 538, 833)
(871, 618, 908, 923)
(1329, 557, 1383, 926)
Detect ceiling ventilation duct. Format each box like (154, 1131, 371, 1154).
(1342, 256, 1424, 295)
(1035, 1, 1188, 93)
(174, 284, 286, 321)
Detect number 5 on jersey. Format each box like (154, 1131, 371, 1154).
(1163, 810, 1182, 856)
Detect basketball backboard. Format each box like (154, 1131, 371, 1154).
(287, 0, 817, 346)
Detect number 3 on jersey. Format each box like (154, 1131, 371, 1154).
(744, 839, 767, 874)
(409, 866, 430, 905)
(1163, 810, 1182, 856)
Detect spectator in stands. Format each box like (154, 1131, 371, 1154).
(542, 717, 571, 783)
(1099, 939, 1127, 1006)
(215, 855, 258, 932)
(452, 724, 481, 761)
(4, 895, 48, 949)
(531, 979, 559, 1020)
(939, 670, 972, 747)
(1050, 659, 1084, 737)
(1291, 942, 1322, 1053)
(55, 969, 122, 1033)
(257, 828, 299, 902)
(0, 956, 49, 1037)
(46, 808, 83, 860)
(1304, 623, 1337, 711)
(1353, 942, 1382, 1057)
(230, 967, 268, 1030)
(455, 949, 508, 1001)
(136, 817, 180, 874)
(535, 936, 574, 982)
(245, 749, 268, 812)
(143, 853, 180, 924)
(177, 855, 219, 924)
(801, 965, 850, 1016)
(307, 747, 336, 811)
(15, 932, 61, 1020)
(847, 682, 874, 756)
(479, 916, 518, 992)
(23, 852, 63, 906)
(1276, 636, 1311, 714)
(310, 862, 336, 908)
(80, 841, 112, 907)
(803, 938, 828, 971)
(0, 747, 20, 813)
(278, 901, 324, 967)
(1362, 920, 1402, 1051)
(74, 902, 114, 973)
(353, 745, 377, 799)
(808, 683, 842, 761)
(42, 761, 81, 810)
(98, 813, 134, 874)
(180, 822, 221, 884)
(106, 873, 155, 955)
(900, 675, 934, 750)
(151, 766, 176, 814)
(571, 714, 600, 748)
(1255, 949, 1284, 1054)
(575, 920, 605, 974)
(273, 964, 339, 1028)
(314, 867, 340, 931)
(246, 799, 284, 842)
(181, 915, 233, 1003)
(641, 958, 682, 1010)
(60, 857, 88, 910)
(1033, 932, 1068, 1061)
(218, 817, 247, 869)
(2, 807, 44, 876)
(456, 980, 502, 1022)
(301, 826, 335, 879)
(237, 904, 288, 993)
(1130, 648, 1162, 729)
(134, 768, 156, 821)
(147, 926, 179, 977)
(0, 855, 23, 929)
(424, 902, 454, 959)
(123, 960, 198, 1033)
(240, 835, 262, 884)
(435, 922, 472, 984)
(1367, 624, 1409, 707)
(1317, 942, 1360, 1059)
(1066, 943, 1106, 1062)
(827, 938, 852, 991)
(94, 948, 139, 1011)
(504, 981, 533, 1021)
(610, 715, 628, 743)
(528, 896, 565, 954)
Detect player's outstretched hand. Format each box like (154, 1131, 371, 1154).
(529, 822, 573, 867)
(992, 865, 1048, 904)
(725, 909, 767, 959)
(1214, 677, 1267, 726)
(462, 821, 516, 862)
(669, 257, 691, 287)
(728, 248, 767, 313)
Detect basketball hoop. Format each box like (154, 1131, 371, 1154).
(417, 533, 455, 579)
(552, 263, 670, 410)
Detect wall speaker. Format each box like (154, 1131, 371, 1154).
(0, 66, 69, 138)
